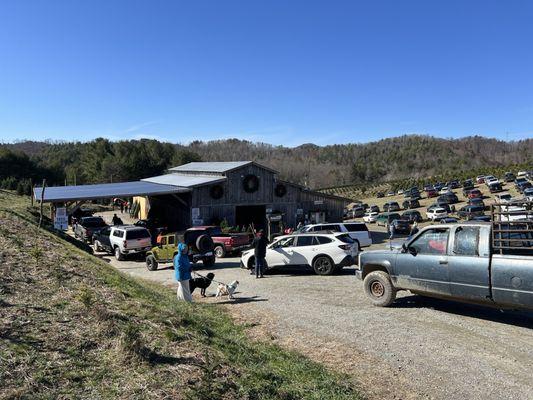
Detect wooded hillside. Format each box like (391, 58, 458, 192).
(2, 135, 532, 191)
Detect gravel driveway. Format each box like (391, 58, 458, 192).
(92, 222, 533, 400)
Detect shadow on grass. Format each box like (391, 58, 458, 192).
(392, 294, 533, 328)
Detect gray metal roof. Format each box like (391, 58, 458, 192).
(142, 173, 226, 187)
(34, 181, 189, 203)
(168, 161, 253, 173)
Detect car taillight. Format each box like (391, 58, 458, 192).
(123, 240, 127, 248)
(338, 244, 351, 250)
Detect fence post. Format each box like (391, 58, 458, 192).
(39, 179, 46, 228)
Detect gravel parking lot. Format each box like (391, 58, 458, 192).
(95, 222, 533, 400)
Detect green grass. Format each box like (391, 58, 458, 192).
(0, 191, 362, 400)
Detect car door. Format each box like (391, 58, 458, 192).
(289, 236, 317, 266)
(447, 226, 490, 301)
(394, 227, 451, 296)
(100, 227, 112, 251)
(266, 236, 295, 267)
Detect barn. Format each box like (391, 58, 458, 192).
(34, 161, 348, 231)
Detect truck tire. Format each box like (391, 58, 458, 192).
(196, 235, 214, 253)
(363, 271, 396, 307)
(312, 256, 335, 275)
(114, 247, 124, 261)
(214, 245, 226, 258)
(203, 256, 215, 268)
(146, 255, 158, 271)
(93, 240, 102, 252)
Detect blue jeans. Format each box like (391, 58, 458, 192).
(255, 257, 265, 277)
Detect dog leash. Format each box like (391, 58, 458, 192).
(192, 271, 231, 287)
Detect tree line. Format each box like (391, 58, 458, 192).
(1, 135, 531, 194)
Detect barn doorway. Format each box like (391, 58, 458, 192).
(235, 205, 266, 230)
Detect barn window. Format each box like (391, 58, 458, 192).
(274, 183, 287, 197)
(209, 184, 224, 200)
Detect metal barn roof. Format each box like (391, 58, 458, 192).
(33, 181, 189, 202)
(168, 161, 278, 174)
(168, 161, 252, 173)
(142, 173, 226, 187)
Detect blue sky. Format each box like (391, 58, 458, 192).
(1, 0, 533, 146)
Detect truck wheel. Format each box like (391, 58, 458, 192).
(93, 240, 101, 252)
(114, 247, 124, 261)
(363, 271, 396, 307)
(214, 245, 226, 258)
(146, 255, 158, 271)
(203, 256, 215, 268)
(313, 256, 334, 275)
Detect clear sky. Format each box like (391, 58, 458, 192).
(1, 0, 533, 146)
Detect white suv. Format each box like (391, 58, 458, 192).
(110, 226, 152, 260)
(296, 222, 372, 249)
(240, 233, 358, 275)
(426, 206, 448, 221)
(363, 211, 379, 223)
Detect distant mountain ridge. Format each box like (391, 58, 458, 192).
(2, 134, 532, 189)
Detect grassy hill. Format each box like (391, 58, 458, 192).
(0, 191, 361, 399)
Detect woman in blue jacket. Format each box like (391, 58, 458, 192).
(174, 243, 193, 302)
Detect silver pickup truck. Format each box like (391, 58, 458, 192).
(356, 206, 533, 311)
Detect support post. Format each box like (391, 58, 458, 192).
(39, 179, 46, 228)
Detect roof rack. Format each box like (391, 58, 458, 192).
(490, 200, 533, 255)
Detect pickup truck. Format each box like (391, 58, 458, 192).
(201, 226, 251, 258)
(356, 203, 533, 311)
(74, 216, 108, 243)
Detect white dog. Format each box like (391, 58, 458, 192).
(215, 280, 239, 300)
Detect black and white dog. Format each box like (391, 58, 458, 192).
(189, 273, 215, 297)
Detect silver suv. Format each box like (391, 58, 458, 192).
(109, 226, 152, 260)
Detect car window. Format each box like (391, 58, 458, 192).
(344, 223, 368, 232)
(453, 227, 479, 256)
(113, 230, 124, 238)
(126, 229, 150, 239)
(336, 234, 355, 243)
(296, 236, 315, 246)
(315, 236, 333, 244)
(410, 228, 449, 255)
(278, 237, 295, 248)
(168, 235, 175, 245)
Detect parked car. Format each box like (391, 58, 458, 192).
(355, 220, 533, 310)
(468, 197, 486, 208)
(390, 219, 411, 235)
(488, 181, 503, 193)
(476, 175, 485, 184)
(363, 211, 379, 223)
(92, 226, 112, 253)
(440, 217, 458, 224)
(517, 181, 532, 193)
(472, 215, 491, 222)
(296, 222, 372, 249)
(433, 202, 452, 213)
(369, 205, 380, 213)
(402, 199, 420, 210)
(437, 193, 458, 204)
(457, 205, 485, 220)
(74, 216, 108, 243)
(462, 188, 472, 197)
(383, 201, 401, 212)
(240, 233, 358, 275)
(386, 191, 395, 197)
(201, 226, 251, 258)
(397, 189, 404, 195)
(376, 212, 402, 228)
(401, 210, 423, 223)
(376, 192, 385, 198)
(462, 179, 474, 190)
(448, 180, 460, 189)
(468, 189, 483, 199)
(145, 227, 216, 270)
(433, 183, 444, 192)
(524, 188, 533, 201)
(504, 172, 516, 182)
(426, 205, 448, 221)
(110, 226, 152, 261)
(425, 188, 438, 198)
(134, 219, 167, 245)
(351, 206, 366, 218)
(439, 187, 450, 195)
(494, 193, 512, 204)
(514, 177, 529, 191)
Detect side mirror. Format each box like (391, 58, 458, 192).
(401, 243, 407, 252)
(408, 246, 417, 256)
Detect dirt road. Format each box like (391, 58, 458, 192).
(97, 229, 533, 400)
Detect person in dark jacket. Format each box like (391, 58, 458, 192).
(252, 230, 268, 278)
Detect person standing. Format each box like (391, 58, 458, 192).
(389, 220, 396, 240)
(174, 243, 193, 302)
(252, 230, 268, 278)
(410, 220, 419, 236)
(120, 201, 124, 214)
(112, 213, 121, 225)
